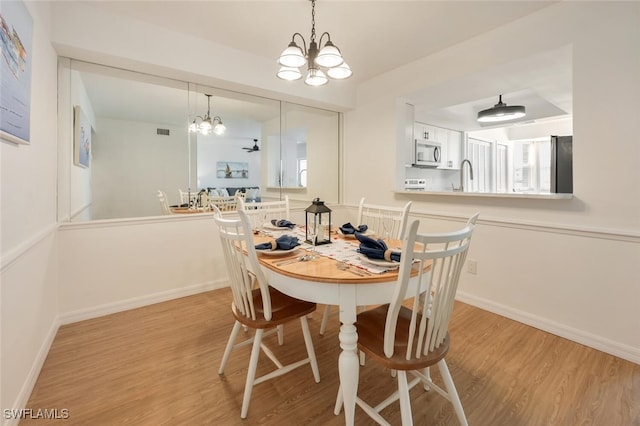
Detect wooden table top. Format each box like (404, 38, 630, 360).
(170, 207, 210, 214)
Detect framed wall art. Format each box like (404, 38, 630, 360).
(216, 161, 248, 179)
(0, 0, 33, 145)
(74, 105, 91, 168)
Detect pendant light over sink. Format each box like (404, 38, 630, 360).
(276, 0, 352, 86)
(477, 94, 526, 123)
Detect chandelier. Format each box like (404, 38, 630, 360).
(477, 95, 526, 123)
(189, 94, 226, 135)
(277, 0, 352, 86)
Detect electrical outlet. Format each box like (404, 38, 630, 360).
(467, 259, 478, 275)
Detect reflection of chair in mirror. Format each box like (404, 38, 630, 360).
(209, 195, 237, 212)
(335, 214, 479, 426)
(237, 195, 290, 231)
(320, 198, 412, 336)
(157, 190, 172, 215)
(178, 189, 199, 206)
(214, 208, 320, 419)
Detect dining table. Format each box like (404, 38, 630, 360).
(252, 225, 425, 426)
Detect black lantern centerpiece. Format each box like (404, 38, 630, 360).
(305, 198, 332, 246)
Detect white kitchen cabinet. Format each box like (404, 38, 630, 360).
(414, 122, 438, 142)
(438, 130, 462, 170)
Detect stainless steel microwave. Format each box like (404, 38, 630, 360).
(414, 140, 441, 167)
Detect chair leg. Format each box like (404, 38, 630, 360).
(397, 370, 413, 426)
(437, 359, 468, 426)
(300, 316, 320, 382)
(218, 321, 242, 374)
(277, 324, 284, 345)
(423, 367, 431, 391)
(334, 384, 343, 415)
(241, 328, 264, 419)
(319, 305, 332, 335)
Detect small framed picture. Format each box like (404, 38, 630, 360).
(0, 0, 33, 145)
(74, 105, 91, 168)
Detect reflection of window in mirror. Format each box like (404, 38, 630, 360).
(298, 159, 307, 187)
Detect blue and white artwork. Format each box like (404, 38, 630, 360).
(0, 0, 32, 145)
(74, 106, 91, 168)
(216, 161, 249, 179)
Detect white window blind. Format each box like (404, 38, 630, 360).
(467, 138, 493, 192)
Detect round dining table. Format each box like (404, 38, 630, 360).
(255, 234, 423, 426)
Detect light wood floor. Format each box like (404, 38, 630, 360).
(24, 288, 639, 425)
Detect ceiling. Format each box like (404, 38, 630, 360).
(77, 1, 571, 131)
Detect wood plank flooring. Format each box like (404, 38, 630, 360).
(23, 288, 640, 425)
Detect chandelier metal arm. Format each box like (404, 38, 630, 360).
(317, 31, 332, 48)
(291, 32, 308, 56)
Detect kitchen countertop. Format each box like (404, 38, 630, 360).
(395, 190, 573, 200)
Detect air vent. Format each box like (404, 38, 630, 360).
(156, 128, 170, 136)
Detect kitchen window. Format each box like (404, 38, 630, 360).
(511, 139, 551, 193)
(466, 136, 553, 194)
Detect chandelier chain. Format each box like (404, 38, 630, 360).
(310, 0, 316, 42)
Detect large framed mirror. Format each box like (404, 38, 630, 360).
(58, 58, 340, 222)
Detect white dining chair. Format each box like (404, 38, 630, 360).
(237, 195, 290, 231)
(319, 198, 412, 336)
(178, 189, 198, 206)
(357, 197, 412, 240)
(214, 208, 320, 419)
(157, 190, 172, 215)
(334, 213, 479, 425)
(209, 195, 237, 212)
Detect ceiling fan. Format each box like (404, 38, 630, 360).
(243, 139, 260, 153)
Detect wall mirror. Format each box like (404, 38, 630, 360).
(58, 58, 340, 222)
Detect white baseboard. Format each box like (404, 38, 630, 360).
(456, 291, 640, 365)
(4, 319, 60, 426)
(58, 279, 228, 325)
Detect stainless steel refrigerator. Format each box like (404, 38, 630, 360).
(551, 135, 573, 193)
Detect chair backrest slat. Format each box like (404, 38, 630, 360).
(383, 213, 479, 360)
(213, 207, 273, 321)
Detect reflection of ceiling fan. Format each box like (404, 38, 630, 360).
(243, 139, 260, 153)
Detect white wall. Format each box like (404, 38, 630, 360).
(91, 118, 189, 219)
(346, 2, 640, 361)
(57, 216, 226, 320)
(0, 1, 59, 419)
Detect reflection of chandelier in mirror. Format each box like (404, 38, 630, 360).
(477, 94, 526, 123)
(276, 0, 352, 86)
(189, 94, 226, 135)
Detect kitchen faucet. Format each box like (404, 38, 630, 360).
(455, 159, 474, 192)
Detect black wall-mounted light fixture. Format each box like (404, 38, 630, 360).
(477, 95, 526, 123)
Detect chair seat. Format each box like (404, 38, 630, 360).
(232, 287, 316, 329)
(356, 304, 450, 371)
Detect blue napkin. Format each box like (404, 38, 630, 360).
(339, 222, 368, 235)
(255, 235, 300, 251)
(355, 233, 401, 262)
(271, 219, 296, 229)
